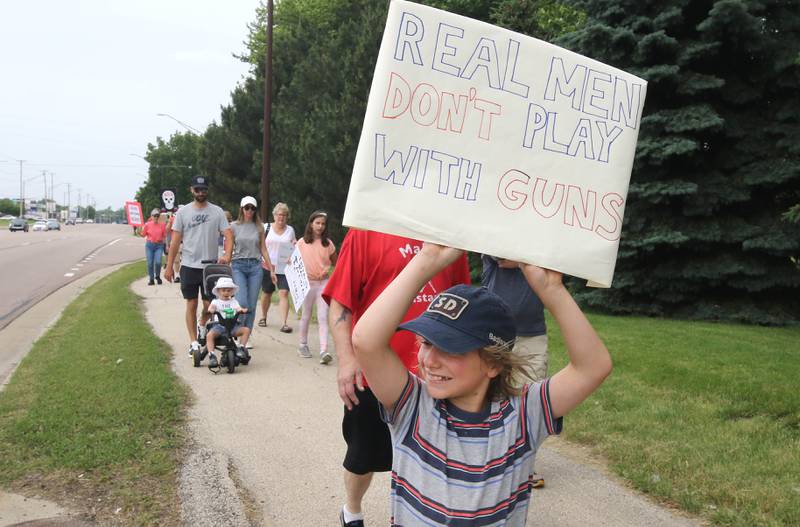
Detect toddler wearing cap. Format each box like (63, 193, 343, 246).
(351, 243, 612, 526)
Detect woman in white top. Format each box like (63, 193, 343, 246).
(258, 202, 297, 332)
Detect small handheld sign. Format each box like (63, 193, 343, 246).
(284, 247, 311, 313)
(125, 201, 144, 227)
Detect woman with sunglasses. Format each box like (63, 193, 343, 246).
(230, 196, 276, 350)
(140, 208, 167, 285)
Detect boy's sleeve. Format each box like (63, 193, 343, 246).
(524, 379, 563, 450)
(379, 372, 420, 428)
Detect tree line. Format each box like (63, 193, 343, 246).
(136, 0, 799, 325)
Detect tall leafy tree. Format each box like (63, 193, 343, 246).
(552, 0, 800, 324)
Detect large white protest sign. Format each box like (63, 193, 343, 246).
(284, 247, 310, 313)
(343, 0, 647, 287)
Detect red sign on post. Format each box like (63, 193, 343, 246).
(125, 201, 144, 227)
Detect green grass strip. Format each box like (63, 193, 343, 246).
(0, 263, 187, 525)
(548, 312, 800, 527)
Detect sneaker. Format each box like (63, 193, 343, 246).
(189, 341, 201, 357)
(340, 510, 364, 527)
(297, 344, 312, 358)
(174, 277, 180, 283)
(236, 346, 248, 361)
(147, 280, 155, 286)
(156, 277, 163, 285)
(208, 353, 219, 369)
(320, 351, 333, 365)
(245, 342, 253, 349)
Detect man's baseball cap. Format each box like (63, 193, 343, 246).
(191, 175, 209, 189)
(398, 285, 516, 355)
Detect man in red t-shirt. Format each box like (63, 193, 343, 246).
(323, 229, 470, 527)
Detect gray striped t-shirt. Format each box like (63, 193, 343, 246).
(381, 373, 562, 526)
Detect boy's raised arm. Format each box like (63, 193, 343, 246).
(352, 244, 463, 410)
(520, 264, 612, 419)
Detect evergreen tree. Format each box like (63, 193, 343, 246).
(552, 0, 800, 324)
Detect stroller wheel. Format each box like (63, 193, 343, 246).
(192, 347, 202, 368)
(226, 348, 236, 374)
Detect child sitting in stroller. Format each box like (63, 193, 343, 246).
(206, 276, 250, 369)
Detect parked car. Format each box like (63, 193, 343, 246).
(9, 218, 28, 232)
(66, 218, 76, 225)
(75, 218, 84, 224)
(46, 219, 61, 231)
(32, 220, 48, 232)
(1, 214, 16, 220)
(86, 219, 94, 224)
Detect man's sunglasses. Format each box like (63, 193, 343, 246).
(243, 205, 256, 211)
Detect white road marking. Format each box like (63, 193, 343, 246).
(71, 268, 79, 271)
(64, 273, 75, 277)
(76, 263, 84, 267)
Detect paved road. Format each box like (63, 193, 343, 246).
(135, 278, 702, 527)
(0, 224, 143, 331)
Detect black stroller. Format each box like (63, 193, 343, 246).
(191, 261, 251, 373)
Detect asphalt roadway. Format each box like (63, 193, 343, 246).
(0, 266, 703, 526)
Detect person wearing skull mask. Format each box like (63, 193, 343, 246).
(165, 175, 233, 357)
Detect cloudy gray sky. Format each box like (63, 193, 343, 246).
(0, 0, 258, 210)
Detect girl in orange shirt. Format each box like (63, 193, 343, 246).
(296, 211, 337, 364)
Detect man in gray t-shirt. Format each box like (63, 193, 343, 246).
(165, 175, 232, 356)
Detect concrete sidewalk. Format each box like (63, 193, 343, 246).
(135, 277, 701, 527)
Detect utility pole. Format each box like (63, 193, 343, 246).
(260, 0, 274, 220)
(18, 160, 25, 217)
(41, 171, 47, 218)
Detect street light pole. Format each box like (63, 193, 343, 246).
(260, 0, 274, 220)
(156, 113, 201, 134)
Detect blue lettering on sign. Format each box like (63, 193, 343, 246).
(373, 134, 481, 201)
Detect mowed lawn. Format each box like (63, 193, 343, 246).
(547, 312, 800, 526)
(0, 263, 187, 525)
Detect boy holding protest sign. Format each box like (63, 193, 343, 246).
(351, 243, 612, 526)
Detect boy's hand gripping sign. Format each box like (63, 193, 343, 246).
(343, 0, 647, 287)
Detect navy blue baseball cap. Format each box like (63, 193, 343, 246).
(398, 285, 516, 355)
(191, 174, 209, 189)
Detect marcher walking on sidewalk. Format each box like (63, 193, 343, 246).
(351, 243, 612, 527)
(230, 196, 275, 350)
(258, 202, 296, 332)
(164, 175, 232, 358)
(139, 208, 167, 285)
(296, 211, 337, 364)
(322, 230, 470, 527)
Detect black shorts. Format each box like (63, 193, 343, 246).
(180, 266, 212, 301)
(261, 271, 289, 294)
(342, 387, 392, 474)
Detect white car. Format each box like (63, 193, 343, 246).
(86, 219, 94, 223)
(32, 220, 48, 232)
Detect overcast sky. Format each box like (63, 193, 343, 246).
(0, 0, 258, 210)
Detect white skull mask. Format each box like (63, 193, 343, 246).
(161, 190, 176, 211)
